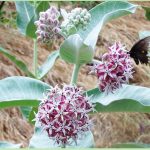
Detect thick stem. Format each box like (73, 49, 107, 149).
(70, 64, 80, 85)
(33, 39, 38, 77)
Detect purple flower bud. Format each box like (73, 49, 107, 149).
(35, 6, 60, 43)
(53, 27, 60, 33)
(44, 12, 49, 20)
(39, 12, 45, 18)
(39, 24, 46, 31)
(53, 19, 59, 26)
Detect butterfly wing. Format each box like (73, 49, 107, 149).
(129, 36, 150, 65)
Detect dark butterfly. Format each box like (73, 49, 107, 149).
(129, 36, 150, 65)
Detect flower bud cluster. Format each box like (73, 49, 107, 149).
(61, 8, 91, 35)
(93, 42, 134, 94)
(35, 6, 60, 43)
(36, 85, 93, 147)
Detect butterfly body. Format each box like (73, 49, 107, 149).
(129, 36, 150, 65)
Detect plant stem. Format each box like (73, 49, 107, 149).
(33, 39, 38, 77)
(70, 64, 81, 85)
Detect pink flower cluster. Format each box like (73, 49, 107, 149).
(36, 85, 93, 147)
(94, 42, 133, 94)
(35, 6, 60, 43)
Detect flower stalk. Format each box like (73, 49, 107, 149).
(33, 39, 38, 77)
(70, 64, 81, 85)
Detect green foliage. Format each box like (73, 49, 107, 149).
(20, 106, 37, 124)
(112, 142, 150, 148)
(20, 106, 32, 120)
(143, 6, 150, 21)
(15, 1, 49, 38)
(60, 34, 93, 65)
(37, 50, 59, 79)
(0, 141, 21, 148)
(87, 84, 150, 112)
(15, 1, 34, 35)
(77, 1, 137, 49)
(139, 6, 150, 39)
(29, 126, 94, 148)
(0, 76, 50, 108)
(0, 47, 35, 78)
(71, 1, 100, 10)
(29, 107, 38, 124)
(26, 1, 50, 39)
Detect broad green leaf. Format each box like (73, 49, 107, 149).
(87, 84, 150, 112)
(26, 1, 50, 38)
(77, 1, 137, 49)
(15, 1, 34, 35)
(112, 142, 150, 148)
(37, 50, 59, 79)
(29, 124, 94, 148)
(29, 126, 57, 148)
(0, 47, 35, 78)
(139, 30, 150, 39)
(0, 76, 50, 108)
(143, 6, 150, 21)
(29, 107, 38, 124)
(26, 16, 36, 39)
(20, 106, 37, 124)
(59, 34, 93, 65)
(20, 106, 32, 120)
(0, 141, 21, 148)
(35, 1, 49, 14)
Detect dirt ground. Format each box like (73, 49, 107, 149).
(1, 1, 150, 148)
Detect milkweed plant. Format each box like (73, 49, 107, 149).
(0, 1, 150, 148)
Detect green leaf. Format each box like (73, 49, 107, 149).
(29, 126, 57, 148)
(37, 50, 59, 79)
(112, 142, 150, 148)
(29, 125, 94, 148)
(87, 84, 150, 112)
(59, 34, 94, 65)
(20, 106, 32, 120)
(0, 76, 50, 108)
(139, 30, 150, 39)
(26, 16, 36, 39)
(29, 107, 38, 124)
(77, 1, 137, 49)
(26, 1, 50, 38)
(15, 1, 34, 35)
(143, 6, 150, 21)
(0, 141, 21, 148)
(0, 47, 35, 78)
(20, 106, 37, 124)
